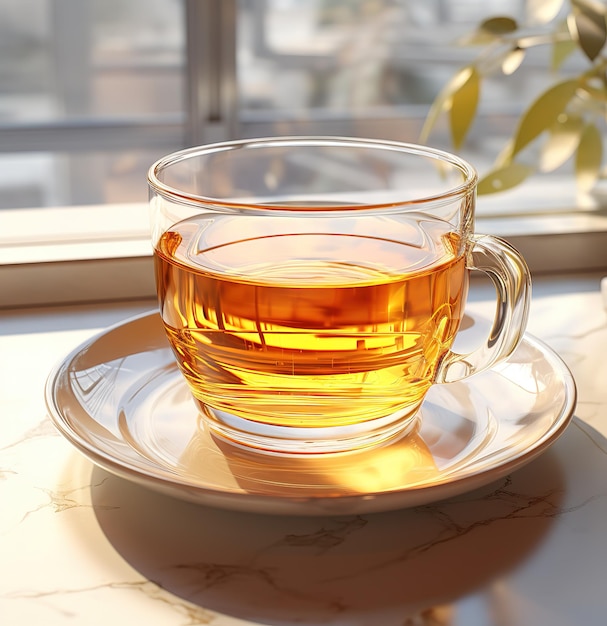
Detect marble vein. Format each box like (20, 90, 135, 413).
(0, 418, 59, 453)
(5, 580, 217, 625)
(18, 476, 118, 526)
(279, 515, 368, 553)
(317, 475, 585, 585)
(171, 559, 349, 619)
(573, 419, 607, 456)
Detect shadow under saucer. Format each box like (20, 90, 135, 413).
(90, 432, 573, 625)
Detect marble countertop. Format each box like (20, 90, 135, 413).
(2, 274, 607, 626)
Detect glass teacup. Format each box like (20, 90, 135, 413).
(148, 137, 530, 455)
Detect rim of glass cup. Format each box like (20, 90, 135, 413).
(147, 136, 478, 214)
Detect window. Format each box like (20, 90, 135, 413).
(2, 0, 606, 308)
(0, 0, 184, 210)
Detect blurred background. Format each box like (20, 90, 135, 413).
(0, 0, 576, 214)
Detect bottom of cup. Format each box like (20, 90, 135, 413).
(197, 404, 421, 456)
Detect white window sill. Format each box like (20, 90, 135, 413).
(1, 204, 155, 308)
(2, 203, 607, 309)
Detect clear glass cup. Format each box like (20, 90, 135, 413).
(148, 136, 530, 455)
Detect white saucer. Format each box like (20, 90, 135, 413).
(45, 311, 576, 516)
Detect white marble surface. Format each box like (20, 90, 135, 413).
(1, 274, 607, 626)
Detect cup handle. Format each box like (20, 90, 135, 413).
(435, 233, 531, 384)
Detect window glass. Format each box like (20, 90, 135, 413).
(238, 0, 532, 124)
(0, 0, 596, 216)
(236, 0, 590, 218)
(0, 0, 184, 123)
(0, 148, 184, 210)
(0, 0, 184, 209)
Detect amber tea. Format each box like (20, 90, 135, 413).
(155, 214, 467, 438)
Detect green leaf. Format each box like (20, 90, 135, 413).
(494, 138, 516, 169)
(580, 82, 607, 103)
(572, 0, 607, 16)
(480, 17, 519, 35)
(527, 0, 565, 24)
(539, 114, 583, 171)
(477, 163, 535, 195)
(458, 17, 518, 45)
(567, 2, 607, 61)
(575, 122, 603, 190)
(509, 79, 579, 159)
(502, 47, 526, 75)
(449, 67, 480, 149)
(420, 66, 477, 144)
(457, 30, 496, 46)
(551, 37, 578, 70)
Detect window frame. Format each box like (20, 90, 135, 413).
(1, 0, 606, 310)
